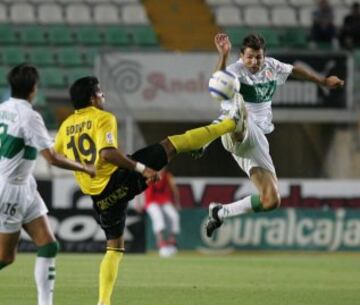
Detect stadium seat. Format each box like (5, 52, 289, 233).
(344, 0, 356, 5)
(38, 4, 64, 24)
(66, 68, 93, 85)
(225, 27, 249, 46)
(262, 0, 288, 5)
(353, 50, 360, 68)
(130, 27, 158, 46)
(87, 0, 114, 3)
(65, 4, 92, 24)
(28, 48, 56, 66)
(57, 0, 85, 3)
(233, 0, 261, 5)
(205, 0, 233, 5)
(57, 48, 85, 67)
(83, 48, 99, 66)
(0, 25, 18, 44)
(40, 68, 66, 88)
(271, 7, 298, 27)
(283, 28, 308, 48)
(113, 0, 141, 3)
(243, 6, 270, 26)
(9, 3, 36, 24)
(94, 4, 122, 24)
(257, 28, 281, 48)
(20, 26, 47, 45)
(334, 7, 349, 27)
(299, 7, 314, 27)
(1, 48, 27, 65)
(121, 4, 150, 25)
(289, 0, 317, 6)
(0, 4, 8, 23)
(215, 6, 243, 26)
(76, 26, 103, 45)
(47, 26, 75, 45)
(0, 69, 7, 87)
(31, 0, 57, 3)
(103, 26, 131, 46)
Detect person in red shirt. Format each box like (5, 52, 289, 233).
(144, 169, 180, 257)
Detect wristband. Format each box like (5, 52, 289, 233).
(135, 162, 146, 174)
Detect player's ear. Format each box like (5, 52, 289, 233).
(28, 84, 37, 103)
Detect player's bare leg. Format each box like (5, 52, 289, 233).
(0, 231, 20, 269)
(206, 168, 280, 237)
(98, 237, 124, 305)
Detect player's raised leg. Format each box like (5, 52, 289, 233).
(206, 168, 280, 237)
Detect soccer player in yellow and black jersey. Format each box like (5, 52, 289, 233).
(54, 76, 238, 305)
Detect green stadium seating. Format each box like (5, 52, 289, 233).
(57, 48, 84, 67)
(1, 48, 27, 65)
(76, 26, 103, 46)
(256, 28, 281, 48)
(130, 27, 158, 46)
(40, 68, 66, 88)
(225, 27, 249, 46)
(354, 50, 360, 68)
(66, 68, 93, 85)
(0, 69, 8, 87)
(28, 48, 56, 66)
(47, 26, 74, 45)
(33, 91, 47, 107)
(20, 26, 47, 45)
(0, 26, 18, 44)
(283, 29, 308, 48)
(103, 27, 131, 46)
(83, 48, 99, 66)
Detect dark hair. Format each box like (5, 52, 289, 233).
(69, 76, 99, 109)
(8, 63, 39, 100)
(241, 33, 266, 54)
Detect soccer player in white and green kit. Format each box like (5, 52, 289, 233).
(0, 64, 95, 305)
(206, 33, 344, 237)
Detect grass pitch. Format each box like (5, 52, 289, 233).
(0, 252, 359, 305)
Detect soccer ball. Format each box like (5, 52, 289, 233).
(208, 70, 239, 101)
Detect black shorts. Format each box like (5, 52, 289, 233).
(91, 143, 168, 240)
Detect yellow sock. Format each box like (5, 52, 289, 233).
(98, 249, 123, 305)
(168, 118, 235, 153)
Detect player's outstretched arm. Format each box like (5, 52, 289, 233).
(100, 147, 159, 184)
(215, 33, 232, 71)
(291, 65, 344, 89)
(41, 148, 95, 177)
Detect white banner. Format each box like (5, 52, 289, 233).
(97, 52, 226, 121)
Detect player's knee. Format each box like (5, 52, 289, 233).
(262, 191, 281, 210)
(37, 241, 60, 258)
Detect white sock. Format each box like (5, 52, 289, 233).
(35, 257, 56, 305)
(218, 195, 253, 220)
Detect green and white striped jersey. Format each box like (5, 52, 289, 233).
(0, 98, 53, 183)
(227, 57, 293, 134)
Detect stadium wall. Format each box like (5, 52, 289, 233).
(18, 177, 360, 253)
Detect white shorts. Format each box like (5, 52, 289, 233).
(221, 115, 276, 177)
(0, 178, 48, 233)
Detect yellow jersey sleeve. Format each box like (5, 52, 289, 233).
(96, 112, 118, 152)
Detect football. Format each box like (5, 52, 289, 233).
(208, 70, 238, 101)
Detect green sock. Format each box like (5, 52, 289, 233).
(251, 194, 277, 212)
